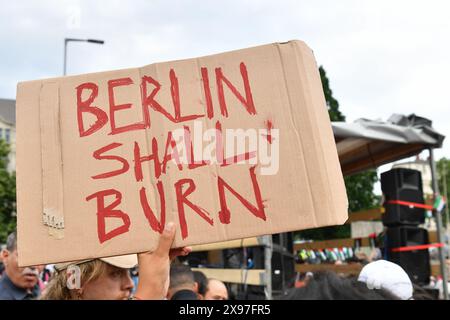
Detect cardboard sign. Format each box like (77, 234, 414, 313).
(16, 40, 348, 266)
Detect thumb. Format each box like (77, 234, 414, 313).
(155, 222, 176, 257)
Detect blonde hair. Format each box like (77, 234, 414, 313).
(41, 259, 108, 300)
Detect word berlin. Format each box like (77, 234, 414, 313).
(77, 62, 272, 244)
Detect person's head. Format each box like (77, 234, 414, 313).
(167, 264, 196, 299)
(283, 271, 399, 300)
(204, 278, 229, 300)
(193, 270, 208, 299)
(41, 254, 137, 300)
(1, 231, 40, 290)
(358, 260, 413, 300)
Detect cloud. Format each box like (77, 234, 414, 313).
(1, 0, 449, 161)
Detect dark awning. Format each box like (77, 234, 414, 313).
(333, 114, 445, 176)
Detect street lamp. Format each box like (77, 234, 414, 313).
(63, 38, 105, 76)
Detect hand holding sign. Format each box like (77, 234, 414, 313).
(135, 222, 191, 300)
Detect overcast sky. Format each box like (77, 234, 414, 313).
(1, 0, 449, 169)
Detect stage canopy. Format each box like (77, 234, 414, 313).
(333, 114, 445, 176)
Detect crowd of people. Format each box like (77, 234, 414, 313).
(0, 227, 229, 300)
(0, 228, 438, 300)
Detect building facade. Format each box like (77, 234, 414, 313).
(0, 99, 16, 172)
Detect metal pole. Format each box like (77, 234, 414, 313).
(429, 148, 449, 300)
(63, 38, 104, 76)
(264, 235, 273, 300)
(63, 39, 68, 76)
(443, 161, 450, 230)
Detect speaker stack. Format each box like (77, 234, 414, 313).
(183, 232, 296, 299)
(249, 232, 295, 295)
(381, 168, 431, 285)
(231, 232, 296, 299)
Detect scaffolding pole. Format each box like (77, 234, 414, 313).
(264, 235, 273, 300)
(429, 148, 449, 300)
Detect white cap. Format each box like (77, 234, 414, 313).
(358, 260, 413, 300)
(54, 254, 138, 271)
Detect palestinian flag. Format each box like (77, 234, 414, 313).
(434, 195, 446, 212)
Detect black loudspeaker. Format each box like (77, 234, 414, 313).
(272, 251, 296, 292)
(232, 233, 295, 298)
(245, 246, 295, 294)
(381, 168, 425, 226)
(386, 226, 431, 285)
(282, 253, 296, 287)
(272, 232, 294, 253)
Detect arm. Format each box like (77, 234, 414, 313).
(134, 222, 192, 300)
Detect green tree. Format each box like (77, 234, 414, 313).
(0, 139, 16, 244)
(295, 67, 379, 241)
(319, 66, 346, 122)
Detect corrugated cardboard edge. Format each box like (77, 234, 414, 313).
(39, 82, 65, 238)
(291, 40, 349, 226)
(275, 40, 348, 228)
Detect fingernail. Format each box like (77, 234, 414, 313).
(164, 222, 175, 233)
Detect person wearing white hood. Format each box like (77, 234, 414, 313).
(358, 260, 414, 300)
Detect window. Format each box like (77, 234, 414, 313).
(0, 128, 3, 139)
(5, 128, 10, 143)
